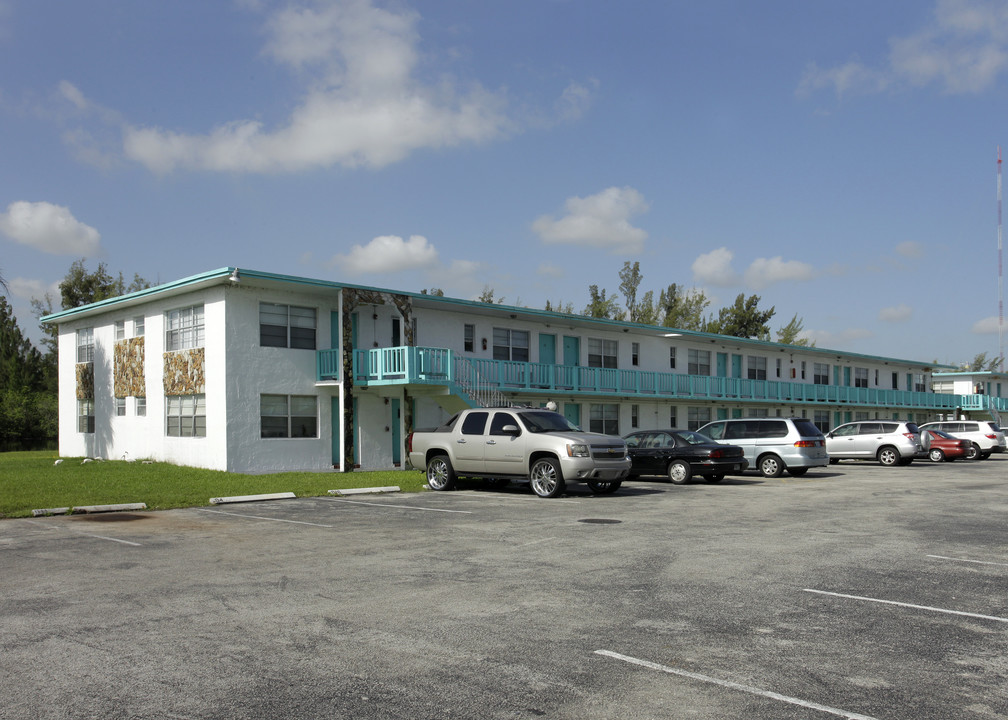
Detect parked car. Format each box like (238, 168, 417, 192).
(696, 417, 828, 478)
(920, 429, 970, 462)
(918, 420, 1006, 460)
(623, 429, 748, 484)
(824, 420, 922, 466)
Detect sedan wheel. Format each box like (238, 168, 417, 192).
(529, 458, 565, 498)
(929, 448, 945, 463)
(667, 459, 692, 485)
(966, 444, 981, 460)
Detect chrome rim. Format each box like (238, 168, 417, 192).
(530, 461, 558, 495)
(929, 449, 943, 462)
(762, 458, 779, 476)
(427, 459, 449, 490)
(668, 463, 687, 482)
(879, 449, 897, 465)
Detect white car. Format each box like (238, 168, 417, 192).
(918, 420, 1006, 460)
(824, 421, 923, 466)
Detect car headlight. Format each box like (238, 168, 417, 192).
(566, 443, 590, 458)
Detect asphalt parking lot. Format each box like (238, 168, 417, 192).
(2, 458, 1006, 720)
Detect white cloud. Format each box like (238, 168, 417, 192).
(334, 234, 438, 274)
(0, 201, 102, 256)
(532, 186, 648, 253)
(895, 240, 924, 258)
(744, 256, 816, 290)
(120, 0, 515, 173)
(798, 0, 1008, 97)
(879, 303, 913, 322)
(691, 247, 740, 287)
(972, 315, 1003, 333)
(8, 276, 59, 301)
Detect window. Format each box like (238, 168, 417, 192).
(669, 347, 677, 369)
(813, 410, 830, 433)
(631, 404, 639, 428)
(489, 412, 519, 436)
(632, 342, 640, 366)
(166, 394, 206, 437)
(115, 397, 126, 416)
(115, 320, 125, 342)
(464, 324, 475, 352)
(747, 356, 767, 380)
(136, 397, 146, 417)
(134, 316, 145, 337)
(461, 411, 489, 435)
(892, 372, 899, 389)
(854, 367, 869, 389)
(76, 328, 94, 363)
(77, 399, 94, 433)
(669, 408, 677, 428)
(589, 404, 619, 434)
(493, 328, 529, 362)
(260, 395, 317, 438)
(259, 303, 316, 349)
(801, 361, 807, 380)
(687, 406, 711, 431)
(776, 358, 782, 378)
(166, 305, 205, 352)
(588, 338, 617, 369)
(914, 374, 926, 392)
(688, 349, 710, 375)
(813, 363, 830, 385)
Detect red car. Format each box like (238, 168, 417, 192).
(922, 429, 970, 462)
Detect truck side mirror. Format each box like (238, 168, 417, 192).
(502, 424, 520, 436)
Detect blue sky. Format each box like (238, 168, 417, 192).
(1, 0, 1006, 366)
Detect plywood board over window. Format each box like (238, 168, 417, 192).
(75, 363, 94, 400)
(114, 337, 146, 397)
(163, 348, 205, 395)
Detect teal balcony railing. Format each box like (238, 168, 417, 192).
(317, 346, 1008, 414)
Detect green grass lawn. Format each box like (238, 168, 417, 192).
(0, 451, 428, 519)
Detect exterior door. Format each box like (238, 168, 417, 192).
(564, 403, 581, 428)
(331, 397, 341, 468)
(731, 354, 743, 378)
(539, 334, 556, 364)
(716, 352, 727, 377)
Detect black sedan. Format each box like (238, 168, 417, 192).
(623, 429, 748, 484)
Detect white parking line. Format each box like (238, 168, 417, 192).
(927, 554, 1008, 567)
(325, 498, 473, 514)
(804, 589, 1008, 624)
(595, 650, 880, 720)
(197, 508, 339, 527)
(23, 519, 142, 547)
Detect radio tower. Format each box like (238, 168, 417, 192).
(1000, 147, 1005, 370)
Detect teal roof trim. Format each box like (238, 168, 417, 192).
(41, 265, 950, 369)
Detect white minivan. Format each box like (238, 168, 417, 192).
(697, 417, 829, 478)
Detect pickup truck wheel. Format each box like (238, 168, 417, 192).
(529, 458, 565, 498)
(587, 479, 622, 494)
(426, 455, 456, 491)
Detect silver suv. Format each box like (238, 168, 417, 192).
(918, 420, 1006, 460)
(824, 420, 922, 466)
(696, 417, 828, 478)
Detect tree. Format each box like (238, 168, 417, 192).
(961, 352, 1002, 372)
(420, 288, 444, 296)
(583, 285, 624, 320)
(776, 313, 815, 347)
(618, 261, 643, 322)
(478, 286, 504, 304)
(705, 293, 775, 339)
(659, 284, 709, 331)
(544, 299, 575, 314)
(0, 296, 55, 447)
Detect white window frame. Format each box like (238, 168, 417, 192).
(589, 403, 619, 434)
(77, 399, 95, 433)
(165, 305, 204, 352)
(259, 303, 317, 349)
(747, 356, 767, 381)
(588, 338, 618, 369)
(688, 349, 710, 376)
(260, 394, 318, 438)
(492, 328, 529, 362)
(76, 328, 94, 363)
(166, 394, 206, 437)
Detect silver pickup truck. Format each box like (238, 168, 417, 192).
(406, 408, 631, 498)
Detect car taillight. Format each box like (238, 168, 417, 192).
(794, 440, 819, 448)
(710, 449, 724, 458)
(903, 433, 916, 441)
(984, 434, 997, 439)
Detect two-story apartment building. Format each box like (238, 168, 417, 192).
(43, 267, 1007, 473)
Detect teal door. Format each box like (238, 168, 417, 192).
(563, 336, 579, 366)
(564, 403, 581, 428)
(844, 367, 851, 386)
(716, 353, 727, 377)
(539, 334, 556, 364)
(330, 311, 340, 349)
(391, 399, 401, 465)
(731, 354, 743, 378)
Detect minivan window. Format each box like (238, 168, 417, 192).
(704, 422, 725, 440)
(793, 419, 823, 437)
(761, 420, 788, 438)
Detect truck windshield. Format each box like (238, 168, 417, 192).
(517, 411, 580, 433)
